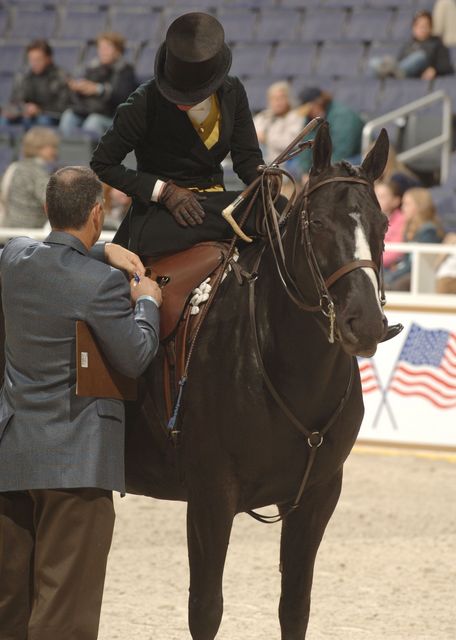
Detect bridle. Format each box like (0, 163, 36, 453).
(259, 170, 386, 344)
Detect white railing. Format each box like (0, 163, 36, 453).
(0, 227, 115, 243)
(362, 90, 453, 184)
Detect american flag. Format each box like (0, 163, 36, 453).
(389, 323, 456, 409)
(358, 357, 380, 394)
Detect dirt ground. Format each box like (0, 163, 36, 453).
(98, 446, 456, 640)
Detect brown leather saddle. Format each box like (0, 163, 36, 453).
(143, 242, 232, 420)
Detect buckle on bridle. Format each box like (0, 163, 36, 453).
(307, 431, 323, 448)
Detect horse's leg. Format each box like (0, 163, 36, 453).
(187, 479, 237, 640)
(278, 468, 343, 640)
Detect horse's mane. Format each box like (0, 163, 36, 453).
(336, 160, 362, 178)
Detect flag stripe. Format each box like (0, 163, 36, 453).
(390, 384, 456, 409)
(396, 363, 456, 391)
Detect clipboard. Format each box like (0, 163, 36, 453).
(76, 321, 137, 401)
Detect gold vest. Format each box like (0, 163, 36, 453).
(188, 95, 224, 192)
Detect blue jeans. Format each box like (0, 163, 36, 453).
(59, 109, 112, 138)
(0, 113, 59, 130)
(368, 50, 428, 78)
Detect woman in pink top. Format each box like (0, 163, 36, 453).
(375, 180, 405, 269)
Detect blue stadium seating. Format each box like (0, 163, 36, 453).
(390, 10, 414, 41)
(135, 44, 159, 83)
(377, 79, 430, 113)
(345, 8, 394, 42)
(269, 43, 317, 77)
(110, 8, 162, 45)
(255, 9, 300, 43)
(433, 76, 456, 106)
(230, 44, 272, 78)
(300, 9, 348, 43)
(52, 44, 83, 74)
(58, 9, 108, 41)
(316, 42, 366, 77)
(330, 78, 382, 116)
(0, 9, 8, 38)
(9, 7, 57, 40)
(0, 75, 14, 103)
(367, 40, 402, 61)
(216, 9, 257, 44)
(242, 76, 275, 112)
(0, 44, 25, 74)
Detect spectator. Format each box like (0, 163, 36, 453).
(385, 187, 444, 291)
(296, 87, 364, 176)
(60, 32, 138, 139)
(375, 180, 405, 270)
(435, 232, 456, 293)
(433, 0, 456, 47)
(253, 81, 302, 164)
(1, 40, 69, 129)
(368, 10, 453, 80)
(0, 127, 59, 228)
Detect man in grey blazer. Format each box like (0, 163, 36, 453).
(0, 166, 161, 640)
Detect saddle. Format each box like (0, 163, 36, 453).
(143, 242, 233, 421)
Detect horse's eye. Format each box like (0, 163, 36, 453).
(310, 218, 325, 231)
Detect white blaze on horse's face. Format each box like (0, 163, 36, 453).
(349, 213, 382, 311)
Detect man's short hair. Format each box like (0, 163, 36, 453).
(26, 39, 53, 58)
(46, 166, 103, 230)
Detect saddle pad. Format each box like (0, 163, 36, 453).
(144, 242, 228, 341)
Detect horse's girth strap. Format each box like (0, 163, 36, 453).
(325, 259, 378, 290)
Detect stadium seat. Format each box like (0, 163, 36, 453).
(316, 42, 366, 77)
(281, 0, 322, 6)
(390, 9, 414, 41)
(367, 40, 402, 61)
(300, 8, 347, 43)
(345, 8, 394, 42)
(216, 9, 257, 44)
(58, 134, 95, 167)
(135, 43, 159, 82)
(433, 76, 456, 108)
(0, 74, 14, 103)
(255, 9, 300, 43)
(398, 112, 444, 174)
(242, 76, 274, 112)
(0, 9, 8, 38)
(330, 77, 382, 116)
(377, 78, 430, 113)
(0, 44, 26, 74)
(162, 6, 217, 31)
(0, 141, 14, 177)
(230, 44, 272, 78)
(269, 43, 317, 77)
(109, 8, 162, 45)
(52, 44, 83, 74)
(429, 186, 456, 216)
(225, 0, 277, 7)
(361, 0, 414, 7)
(58, 9, 108, 41)
(9, 7, 57, 40)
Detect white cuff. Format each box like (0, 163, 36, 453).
(136, 294, 159, 308)
(151, 179, 166, 202)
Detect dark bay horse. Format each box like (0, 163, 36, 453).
(123, 122, 391, 639)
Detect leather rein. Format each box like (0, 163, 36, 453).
(245, 169, 384, 524)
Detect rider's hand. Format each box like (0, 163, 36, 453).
(130, 276, 162, 307)
(159, 181, 206, 227)
(105, 243, 145, 279)
(256, 166, 281, 200)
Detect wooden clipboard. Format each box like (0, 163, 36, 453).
(76, 321, 137, 401)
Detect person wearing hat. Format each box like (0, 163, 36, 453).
(91, 12, 269, 256)
(296, 87, 365, 178)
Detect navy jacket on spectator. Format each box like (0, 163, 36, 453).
(8, 63, 70, 117)
(398, 35, 454, 76)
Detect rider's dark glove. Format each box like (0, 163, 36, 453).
(159, 181, 206, 227)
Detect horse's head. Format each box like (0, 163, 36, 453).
(291, 122, 389, 357)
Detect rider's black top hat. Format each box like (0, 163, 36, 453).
(154, 12, 232, 106)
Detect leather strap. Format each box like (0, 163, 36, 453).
(325, 259, 378, 289)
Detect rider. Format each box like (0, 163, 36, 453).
(91, 12, 276, 257)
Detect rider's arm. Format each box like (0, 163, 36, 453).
(90, 83, 160, 205)
(230, 78, 264, 185)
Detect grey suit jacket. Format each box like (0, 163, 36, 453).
(0, 231, 159, 493)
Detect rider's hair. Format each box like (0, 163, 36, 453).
(46, 166, 103, 230)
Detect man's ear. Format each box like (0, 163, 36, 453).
(91, 201, 103, 229)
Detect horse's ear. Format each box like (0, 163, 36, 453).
(361, 128, 389, 182)
(311, 121, 332, 175)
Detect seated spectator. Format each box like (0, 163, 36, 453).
(433, 0, 456, 47)
(0, 40, 70, 129)
(296, 87, 364, 177)
(0, 127, 59, 228)
(435, 232, 456, 293)
(253, 81, 302, 164)
(368, 10, 453, 80)
(375, 180, 405, 270)
(60, 32, 138, 139)
(385, 187, 444, 291)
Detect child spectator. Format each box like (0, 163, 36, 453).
(385, 188, 444, 291)
(375, 180, 405, 270)
(60, 32, 138, 139)
(368, 10, 453, 80)
(1, 40, 69, 129)
(0, 127, 59, 228)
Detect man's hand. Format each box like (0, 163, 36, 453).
(69, 78, 100, 96)
(130, 276, 162, 307)
(104, 243, 145, 278)
(159, 181, 206, 227)
(421, 67, 436, 80)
